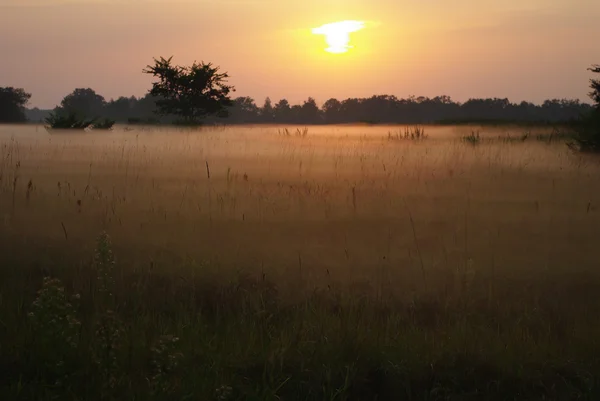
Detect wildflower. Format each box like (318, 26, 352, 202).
(92, 309, 123, 390)
(28, 276, 81, 349)
(28, 276, 81, 376)
(216, 385, 233, 401)
(148, 334, 183, 395)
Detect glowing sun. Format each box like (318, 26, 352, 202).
(312, 20, 365, 54)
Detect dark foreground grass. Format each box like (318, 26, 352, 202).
(2, 234, 600, 401)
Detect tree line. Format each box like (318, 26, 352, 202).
(13, 92, 593, 126)
(0, 56, 596, 126)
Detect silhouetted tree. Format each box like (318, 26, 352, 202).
(322, 98, 342, 123)
(57, 88, 106, 118)
(460, 98, 510, 121)
(567, 65, 600, 152)
(230, 97, 260, 123)
(132, 94, 161, 122)
(0, 87, 32, 122)
(513, 101, 537, 121)
(290, 105, 303, 123)
(362, 95, 399, 123)
(339, 98, 364, 123)
(97, 94, 162, 123)
(23, 89, 593, 126)
(273, 99, 291, 123)
(143, 56, 234, 124)
(260, 97, 275, 122)
(105, 96, 136, 121)
(299, 97, 321, 124)
(589, 65, 600, 109)
(25, 107, 51, 123)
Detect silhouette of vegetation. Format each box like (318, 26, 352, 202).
(0, 87, 31, 123)
(498, 131, 530, 143)
(25, 107, 51, 123)
(93, 118, 116, 130)
(260, 97, 275, 122)
(104, 96, 137, 122)
(277, 127, 309, 137)
(568, 65, 600, 152)
(20, 94, 591, 127)
(387, 126, 427, 141)
(23, 94, 591, 127)
(56, 88, 106, 119)
(589, 65, 600, 107)
(217, 96, 591, 125)
(534, 127, 572, 144)
(568, 112, 600, 152)
(143, 56, 235, 125)
(44, 88, 116, 132)
(44, 111, 96, 130)
(228, 96, 260, 123)
(462, 130, 482, 145)
(12, 64, 595, 129)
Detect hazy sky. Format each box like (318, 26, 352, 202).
(1, 0, 599, 108)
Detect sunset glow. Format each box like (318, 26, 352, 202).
(312, 20, 365, 54)
(1, 0, 597, 108)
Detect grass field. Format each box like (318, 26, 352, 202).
(1, 123, 600, 400)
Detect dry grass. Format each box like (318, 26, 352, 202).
(1, 123, 600, 400)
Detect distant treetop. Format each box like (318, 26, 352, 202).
(143, 56, 235, 124)
(0, 87, 32, 123)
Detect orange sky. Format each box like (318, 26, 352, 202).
(1, 0, 599, 108)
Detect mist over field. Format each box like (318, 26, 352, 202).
(2, 0, 600, 397)
(3, 124, 598, 279)
(2, 118, 600, 400)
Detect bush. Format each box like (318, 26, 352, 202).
(567, 111, 600, 152)
(93, 118, 116, 130)
(568, 65, 600, 152)
(45, 112, 96, 130)
(44, 112, 115, 131)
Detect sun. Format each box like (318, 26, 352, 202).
(312, 20, 365, 54)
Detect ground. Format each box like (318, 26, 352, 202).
(1, 124, 600, 400)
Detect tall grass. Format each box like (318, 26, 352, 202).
(1, 124, 600, 399)
(462, 130, 481, 145)
(387, 125, 427, 141)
